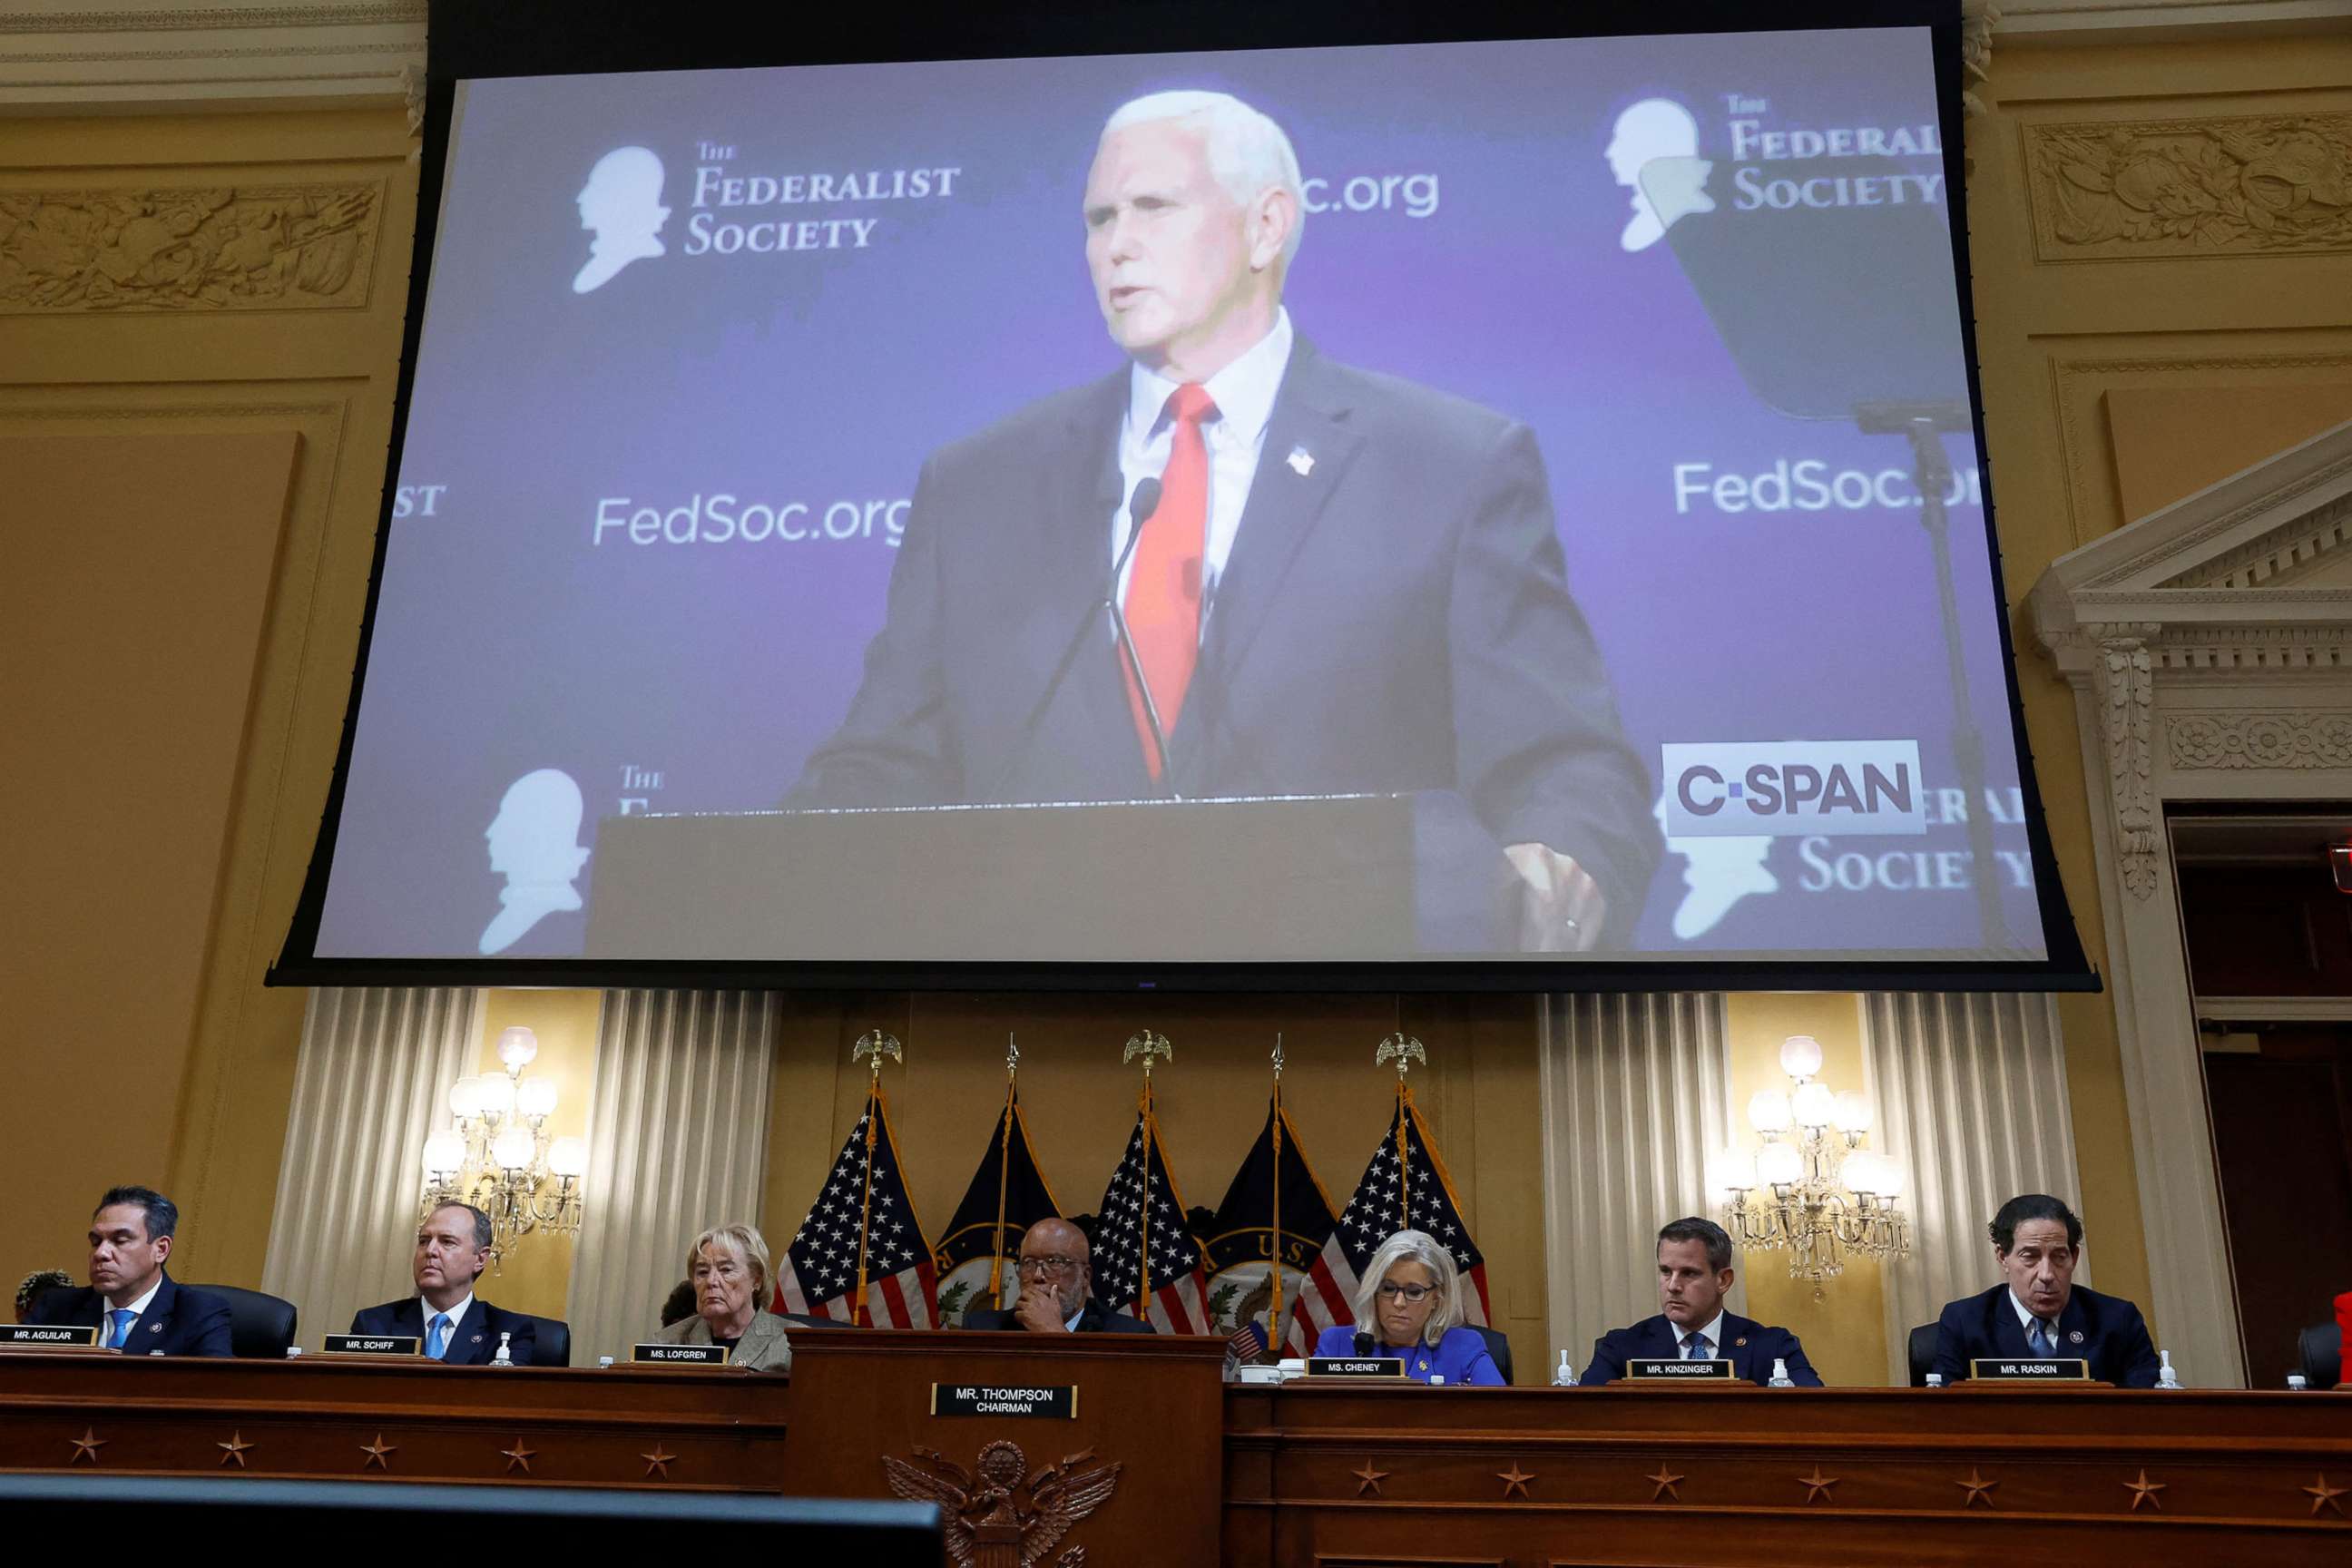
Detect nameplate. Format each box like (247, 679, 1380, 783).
(631, 1342, 730, 1366)
(320, 1334, 420, 1357)
(1306, 1357, 1406, 1379)
(0, 1325, 99, 1348)
(930, 1384, 1078, 1419)
(1970, 1357, 2090, 1381)
(1626, 1357, 1734, 1380)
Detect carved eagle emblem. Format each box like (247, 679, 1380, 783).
(882, 1439, 1123, 1567)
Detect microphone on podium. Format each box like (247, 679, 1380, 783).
(1106, 475, 1178, 796)
(1353, 1330, 1377, 1357)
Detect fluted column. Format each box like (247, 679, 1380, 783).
(1539, 992, 1740, 1377)
(564, 990, 777, 1364)
(261, 986, 483, 1338)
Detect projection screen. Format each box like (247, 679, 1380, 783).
(275, 7, 2092, 987)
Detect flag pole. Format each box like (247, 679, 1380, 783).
(1269, 1034, 1286, 1341)
(1376, 1032, 1426, 1231)
(989, 1034, 1018, 1307)
(1123, 1028, 1171, 1321)
(851, 1028, 904, 1328)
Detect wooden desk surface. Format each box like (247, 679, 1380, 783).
(6, 1348, 2349, 1566)
(1224, 1382, 2352, 1567)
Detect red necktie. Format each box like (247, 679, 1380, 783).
(1122, 384, 1215, 781)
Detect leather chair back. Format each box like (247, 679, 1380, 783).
(2297, 1321, 2343, 1388)
(183, 1283, 297, 1359)
(1906, 1322, 1939, 1387)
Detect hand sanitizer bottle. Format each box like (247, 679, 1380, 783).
(2288, 1372, 2309, 1391)
(1552, 1350, 1578, 1387)
(1768, 1358, 1795, 1387)
(2156, 1349, 2180, 1389)
(492, 1330, 514, 1367)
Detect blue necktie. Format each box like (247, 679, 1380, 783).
(2028, 1318, 2052, 1357)
(426, 1312, 451, 1360)
(109, 1308, 135, 1349)
(1684, 1332, 1710, 1360)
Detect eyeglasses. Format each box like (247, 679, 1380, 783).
(1015, 1256, 1083, 1277)
(1375, 1282, 1436, 1304)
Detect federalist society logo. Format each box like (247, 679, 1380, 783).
(570, 140, 964, 293)
(1661, 741, 1926, 838)
(1605, 91, 1947, 254)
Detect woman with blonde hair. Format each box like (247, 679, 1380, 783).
(1313, 1228, 1502, 1385)
(654, 1223, 792, 1371)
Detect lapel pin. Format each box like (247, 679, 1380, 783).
(1734, 1336, 1748, 1348)
(2068, 1329, 2083, 1344)
(471, 1333, 484, 1343)
(1286, 446, 1314, 477)
(150, 1323, 163, 1334)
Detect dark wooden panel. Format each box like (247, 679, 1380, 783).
(2207, 1051, 2352, 1384)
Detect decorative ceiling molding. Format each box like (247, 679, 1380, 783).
(1994, 0, 2352, 40)
(0, 2, 424, 111)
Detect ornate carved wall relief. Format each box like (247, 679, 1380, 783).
(2026, 113, 2352, 260)
(2168, 710, 2352, 769)
(0, 181, 381, 312)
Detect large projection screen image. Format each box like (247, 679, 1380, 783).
(284, 17, 2086, 978)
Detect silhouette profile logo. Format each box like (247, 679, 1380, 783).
(1606, 99, 1715, 252)
(573, 145, 670, 294)
(480, 769, 592, 956)
(1653, 791, 1777, 941)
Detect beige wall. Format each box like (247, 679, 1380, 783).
(465, 990, 602, 1319)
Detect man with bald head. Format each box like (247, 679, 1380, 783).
(789, 89, 1656, 952)
(960, 1219, 1156, 1335)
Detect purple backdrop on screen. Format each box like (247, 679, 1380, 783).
(318, 27, 2047, 961)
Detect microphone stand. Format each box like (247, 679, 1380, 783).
(978, 478, 1180, 803)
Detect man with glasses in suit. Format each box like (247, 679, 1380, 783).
(960, 1218, 1155, 1334)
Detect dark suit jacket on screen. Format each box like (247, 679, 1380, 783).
(34, 1270, 233, 1357)
(1930, 1283, 2161, 1388)
(962, 1298, 1158, 1335)
(1582, 1310, 1823, 1387)
(348, 1296, 538, 1367)
(785, 338, 1660, 944)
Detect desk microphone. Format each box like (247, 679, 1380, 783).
(1105, 476, 1178, 799)
(1353, 1330, 1377, 1357)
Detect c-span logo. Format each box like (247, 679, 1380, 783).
(1662, 740, 1926, 838)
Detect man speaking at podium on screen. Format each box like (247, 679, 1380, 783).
(787, 91, 1656, 950)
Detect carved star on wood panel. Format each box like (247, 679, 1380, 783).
(1646, 1464, 1685, 1502)
(1797, 1465, 1839, 1503)
(1351, 1459, 1389, 1497)
(1954, 1466, 2000, 1508)
(1496, 1462, 1534, 1500)
(642, 1445, 677, 1479)
(217, 1431, 254, 1469)
(2306, 1474, 2349, 1518)
(360, 1435, 397, 1471)
(502, 1439, 536, 1475)
(68, 1428, 106, 1465)
(2122, 1469, 2165, 1511)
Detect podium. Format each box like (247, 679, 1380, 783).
(779, 1328, 1227, 1567)
(585, 792, 1517, 960)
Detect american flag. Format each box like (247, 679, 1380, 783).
(1091, 1104, 1212, 1333)
(774, 1087, 936, 1328)
(1313, 1086, 1490, 1329)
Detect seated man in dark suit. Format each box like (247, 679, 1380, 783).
(962, 1219, 1154, 1335)
(1583, 1216, 1821, 1386)
(30, 1185, 232, 1356)
(1931, 1192, 2160, 1387)
(349, 1200, 544, 1365)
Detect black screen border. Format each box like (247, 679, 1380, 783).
(268, 0, 2098, 995)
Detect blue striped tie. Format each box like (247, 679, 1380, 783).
(109, 1308, 135, 1349)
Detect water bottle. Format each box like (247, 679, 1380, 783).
(1925, 1373, 1945, 1388)
(2288, 1372, 2309, 1391)
(1429, 1374, 1446, 1387)
(1552, 1350, 1578, 1387)
(597, 1356, 616, 1368)
(492, 1330, 514, 1367)
(284, 1345, 303, 1358)
(2156, 1350, 2180, 1389)
(1768, 1357, 1795, 1388)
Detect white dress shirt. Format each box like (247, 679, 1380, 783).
(1110, 307, 1297, 625)
(422, 1291, 475, 1354)
(104, 1277, 164, 1345)
(2009, 1289, 2061, 1351)
(1679, 1310, 1726, 1359)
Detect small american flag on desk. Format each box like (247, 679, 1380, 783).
(774, 1086, 936, 1328)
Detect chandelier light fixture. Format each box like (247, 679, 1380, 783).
(1716, 1034, 1909, 1289)
(418, 1025, 587, 1269)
